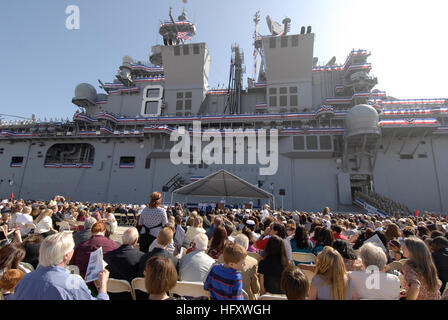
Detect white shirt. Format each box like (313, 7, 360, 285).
(15, 214, 34, 236)
(261, 209, 270, 222)
(35, 216, 53, 234)
(179, 250, 216, 282)
(283, 238, 293, 263)
(349, 270, 401, 300)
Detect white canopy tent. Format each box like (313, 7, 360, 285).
(171, 169, 274, 207)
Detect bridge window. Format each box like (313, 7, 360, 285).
(183, 45, 190, 55)
(174, 46, 181, 56)
(281, 37, 288, 48)
(306, 136, 318, 150)
(193, 44, 200, 54)
(269, 38, 276, 49)
(292, 36, 299, 47)
(293, 136, 304, 150)
(319, 136, 332, 149)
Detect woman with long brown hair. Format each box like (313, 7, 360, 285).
(402, 236, 442, 300)
(207, 225, 228, 259)
(137, 192, 168, 253)
(308, 246, 358, 300)
(258, 235, 290, 295)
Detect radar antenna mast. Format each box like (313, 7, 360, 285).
(253, 10, 260, 80)
(224, 45, 245, 115)
(169, 7, 184, 45)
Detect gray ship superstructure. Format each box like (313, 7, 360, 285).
(1, 9, 447, 213)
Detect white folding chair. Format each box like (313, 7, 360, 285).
(292, 252, 316, 264)
(169, 281, 210, 299)
(106, 278, 134, 300)
(259, 294, 287, 300)
(131, 277, 147, 300)
(19, 262, 34, 273)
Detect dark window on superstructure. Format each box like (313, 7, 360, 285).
(281, 37, 288, 48)
(145, 101, 159, 114)
(185, 92, 192, 99)
(183, 45, 190, 55)
(319, 136, 332, 149)
(177, 92, 184, 99)
(400, 154, 413, 160)
(290, 87, 298, 106)
(292, 36, 299, 47)
(145, 157, 151, 169)
(280, 108, 287, 113)
(280, 96, 288, 107)
(147, 88, 161, 98)
(269, 88, 277, 95)
(11, 157, 24, 166)
(176, 100, 184, 110)
(280, 87, 288, 107)
(269, 38, 276, 48)
(185, 99, 192, 110)
(306, 136, 318, 150)
(120, 157, 135, 165)
(290, 95, 298, 106)
(174, 46, 181, 56)
(193, 44, 200, 54)
(293, 136, 305, 150)
(269, 96, 277, 107)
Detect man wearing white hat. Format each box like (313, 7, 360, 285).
(246, 219, 260, 241)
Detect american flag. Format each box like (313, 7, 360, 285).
(177, 32, 193, 41)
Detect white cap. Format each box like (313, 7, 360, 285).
(273, 212, 278, 215)
(1, 200, 8, 204)
(246, 219, 255, 226)
(245, 209, 250, 213)
(243, 214, 249, 219)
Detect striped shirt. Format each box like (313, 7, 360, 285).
(204, 264, 244, 300)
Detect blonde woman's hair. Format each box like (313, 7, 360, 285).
(315, 246, 348, 300)
(193, 215, 203, 228)
(404, 236, 440, 292)
(34, 209, 53, 225)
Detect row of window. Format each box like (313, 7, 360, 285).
(269, 86, 298, 107)
(293, 136, 332, 151)
(269, 35, 300, 49)
(174, 44, 201, 56)
(176, 91, 193, 116)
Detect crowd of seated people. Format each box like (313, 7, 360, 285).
(0, 193, 447, 301)
(354, 191, 412, 217)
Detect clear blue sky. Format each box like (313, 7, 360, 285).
(0, 0, 447, 121)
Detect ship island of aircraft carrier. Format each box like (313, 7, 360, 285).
(1, 7, 447, 217)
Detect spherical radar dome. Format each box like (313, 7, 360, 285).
(345, 104, 380, 137)
(74, 83, 97, 103)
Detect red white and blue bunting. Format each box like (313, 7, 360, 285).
(378, 118, 439, 127)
